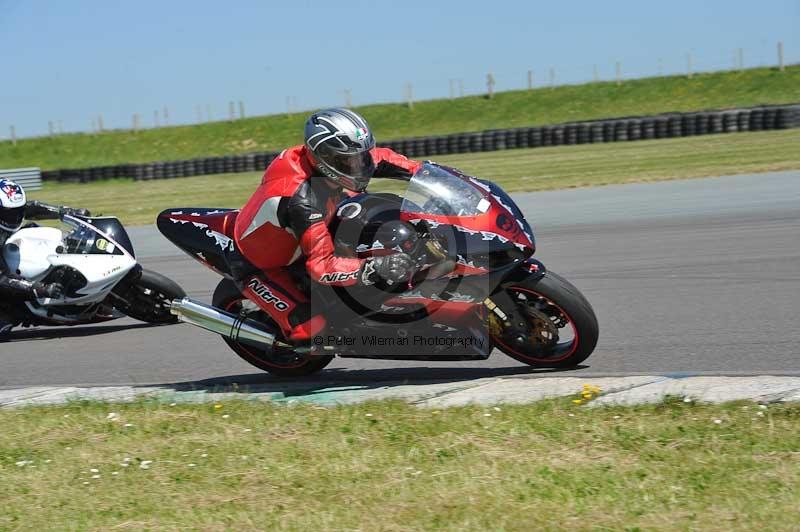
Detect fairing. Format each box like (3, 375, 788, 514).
(3, 215, 138, 324)
(156, 208, 239, 276)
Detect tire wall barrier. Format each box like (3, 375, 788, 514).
(40, 103, 800, 184)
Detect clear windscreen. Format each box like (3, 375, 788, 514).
(60, 217, 125, 255)
(400, 163, 490, 217)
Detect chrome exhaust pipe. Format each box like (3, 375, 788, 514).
(169, 297, 276, 351)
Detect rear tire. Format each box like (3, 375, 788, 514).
(492, 271, 598, 368)
(212, 279, 333, 378)
(115, 269, 185, 324)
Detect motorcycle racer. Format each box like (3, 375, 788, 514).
(0, 179, 90, 336)
(233, 108, 421, 342)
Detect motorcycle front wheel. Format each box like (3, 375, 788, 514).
(212, 279, 333, 378)
(114, 269, 185, 324)
(492, 271, 599, 368)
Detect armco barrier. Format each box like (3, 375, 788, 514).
(0, 167, 42, 190)
(37, 103, 800, 184)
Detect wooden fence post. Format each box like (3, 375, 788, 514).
(405, 83, 414, 110)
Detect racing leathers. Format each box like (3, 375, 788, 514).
(233, 145, 420, 341)
(0, 201, 89, 302)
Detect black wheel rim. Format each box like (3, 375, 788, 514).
(128, 285, 173, 320)
(224, 298, 310, 369)
(492, 287, 579, 363)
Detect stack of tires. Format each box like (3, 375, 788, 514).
(41, 103, 800, 184)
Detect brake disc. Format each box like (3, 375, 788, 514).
(516, 304, 559, 350)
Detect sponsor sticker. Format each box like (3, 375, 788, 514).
(337, 203, 363, 219)
(95, 238, 117, 254)
(246, 279, 289, 311)
(319, 270, 359, 284)
(495, 213, 515, 232)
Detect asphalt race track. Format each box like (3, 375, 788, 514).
(2, 171, 799, 388)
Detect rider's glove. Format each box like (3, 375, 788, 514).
(61, 207, 91, 217)
(32, 282, 64, 299)
(361, 253, 415, 286)
(373, 161, 413, 180)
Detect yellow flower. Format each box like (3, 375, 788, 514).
(214, 404, 223, 410)
(582, 392, 593, 399)
(583, 384, 602, 395)
(572, 399, 583, 405)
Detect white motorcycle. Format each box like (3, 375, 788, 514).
(1, 213, 185, 329)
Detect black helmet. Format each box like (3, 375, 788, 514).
(304, 108, 376, 192)
(0, 179, 26, 232)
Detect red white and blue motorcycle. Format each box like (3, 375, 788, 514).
(158, 163, 599, 377)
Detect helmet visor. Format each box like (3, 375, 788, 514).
(0, 205, 24, 231)
(326, 150, 376, 179)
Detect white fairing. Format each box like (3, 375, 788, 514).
(3, 227, 62, 278)
(2, 221, 137, 324)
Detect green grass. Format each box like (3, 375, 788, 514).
(2, 66, 799, 170)
(28, 128, 800, 227)
(1, 398, 798, 530)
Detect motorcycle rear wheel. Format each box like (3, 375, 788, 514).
(492, 271, 598, 368)
(212, 279, 333, 378)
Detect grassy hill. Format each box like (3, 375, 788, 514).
(2, 66, 799, 171)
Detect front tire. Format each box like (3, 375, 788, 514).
(212, 279, 333, 378)
(115, 269, 186, 324)
(492, 271, 599, 368)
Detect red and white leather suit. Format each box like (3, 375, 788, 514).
(233, 144, 420, 341)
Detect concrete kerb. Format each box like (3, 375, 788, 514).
(2, 376, 800, 409)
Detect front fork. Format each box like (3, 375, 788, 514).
(484, 258, 547, 344)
